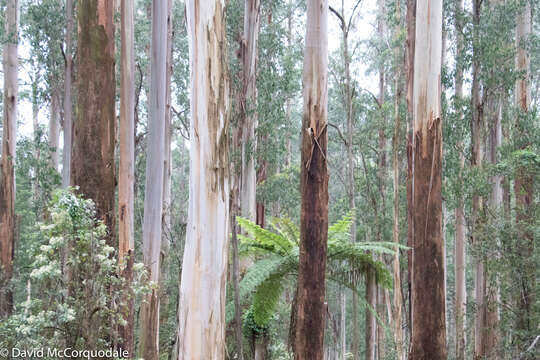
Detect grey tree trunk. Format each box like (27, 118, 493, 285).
(453, 1, 466, 359)
(176, 1, 230, 358)
(48, 92, 60, 171)
(0, 0, 19, 319)
(139, 0, 167, 359)
(62, 0, 73, 188)
(240, 0, 261, 222)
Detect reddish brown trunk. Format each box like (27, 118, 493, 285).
(295, 1, 329, 358)
(0, 0, 18, 319)
(72, 0, 116, 245)
(256, 159, 267, 227)
(409, 119, 446, 360)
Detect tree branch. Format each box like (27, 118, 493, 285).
(328, 122, 348, 147)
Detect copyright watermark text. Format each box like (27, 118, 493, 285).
(0, 347, 129, 359)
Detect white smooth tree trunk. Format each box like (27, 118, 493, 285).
(62, 0, 73, 188)
(176, 1, 230, 359)
(48, 92, 60, 171)
(240, 0, 260, 221)
(139, 0, 167, 359)
(0, 0, 19, 319)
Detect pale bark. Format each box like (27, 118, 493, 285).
(62, 0, 73, 188)
(295, 0, 329, 359)
(139, 0, 168, 359)
(118, 0, 135, 354)
(453, 1, 466, 359)
(0, 0, 19, 319)
(240, 0, 261, 222)
(176, 1, 230, 358)
(159, 0, 174, 341)
(48, 93, 60, 171)
(409, 0, 446, 358)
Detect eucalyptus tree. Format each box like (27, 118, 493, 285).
(408, 0, 447, 358)
(295, 0, 329, 358)
(118, 0, 136, 354)
(72, 0, 116, 244)
(176, 0, 230, 358)
(139, 0, 168, 358)
(0, 0, 19, 319)
(62, 0, 74, 188)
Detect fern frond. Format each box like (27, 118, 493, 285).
(237, 217, 293, 255)
(328, 212, 354, 243)
(269, 217, 299, 246)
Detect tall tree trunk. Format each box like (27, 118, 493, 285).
(391, 1, 404, 358)
(176, 1, 230, 358)
(376, 1, 388, 357)
(453, 1, 466, 359)
(48, 92, 60, 171)
(240, 0, 261, 222)
(72, 0, 116, 244)
(408, 0, 446, 358)
(514, 0, 533, 345)
(159, 0, 174, 345)
(118, 0, 135, 355)
(471, 1, 488, 357)
(0, 0, 19, 319)
(295, 0, 329, 359)
(405, 0, 416, 339)
(139, 0, 168, 359)
(62, 0, 73, 188)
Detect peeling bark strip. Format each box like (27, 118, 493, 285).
(118, 0, 135, 355)
(409, 0, 447, 359)
(72, 0, 116, 245)
(0, 0, 19, 319)
(295, 0, 329, 359)
(176, 1, 230, 359)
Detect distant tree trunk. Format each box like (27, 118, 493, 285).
(240, 0, 261, 222)
(514, 0, 533, 344)
(49, 92, 61, 171)
(408, 0, 446, 358)
(391, 1, 404, 358)
(72, 0, 116, 244)
(0, 0, 19, 319)
(375, 1, 388, 357)
(176, 1, 230, 358)
(138, 0, 168, 359)
(62, 0, 73, 188)
(159, 0, 174, 341)
(118, 0, 135, 355)
(365, 270, 377, 360)
(295, 0, 329, 359)
(470, 1, 488, 358)
(453, 1, 466, 359)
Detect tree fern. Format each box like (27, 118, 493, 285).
(233, 214, 401, 327)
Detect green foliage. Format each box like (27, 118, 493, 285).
(232, 214, 398, 330)
(0, 190, 148, 351)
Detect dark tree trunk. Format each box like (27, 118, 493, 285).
(72, 0, 116, 245)
(295, 1, 329, 359)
